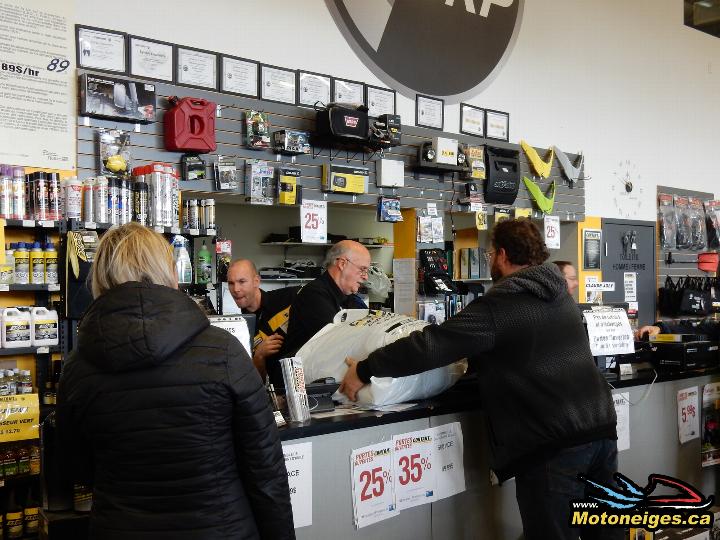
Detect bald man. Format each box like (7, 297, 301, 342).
(226, 259, 299, 380)
(279, 240, 370, 384)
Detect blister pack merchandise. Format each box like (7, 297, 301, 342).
(658, 193, 677, 249)
(704, 200, 720, 249)
(97, 129, 131, 177)
(688, 197, 708, 250)
(674, 195, 692, 249)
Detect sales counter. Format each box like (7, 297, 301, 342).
(279, 368, 720, 540)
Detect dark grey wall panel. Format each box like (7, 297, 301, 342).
(77, 69, 585, 221)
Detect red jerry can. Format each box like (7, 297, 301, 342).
(164, 96, 217, 153)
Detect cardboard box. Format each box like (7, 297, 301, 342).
(376, 158, 405, 187)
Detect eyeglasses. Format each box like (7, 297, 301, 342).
(339, 257, 369, 276)
(487, 250, 496, 258)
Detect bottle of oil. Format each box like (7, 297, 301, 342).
(4, 488, 23, 539)
(195, 240, 212, 285)
(23, 485, 39, 536)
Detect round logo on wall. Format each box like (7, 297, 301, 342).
(327, 0, 524, 102)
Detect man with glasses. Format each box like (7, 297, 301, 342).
(279, 240, 371, 383)
(340, 219, 620, 540)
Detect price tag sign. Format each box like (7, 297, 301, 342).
(351, 441, 398, 529)
(170, 226, 181, 234)
(432, 422, 466, 500)
(48, 284, 60, 292)
(392, 428, 436, 510)
(153, 226, 164, 234)
(583, 308, 634, 356)
(426, 202, 438, 217)
(544, 215, 560, 249)
(83, 222, 96, 230)
(0, 394, 39, 442)
(585, 281, 616, 292)
(40, 220, 55, 228)
(282, 441, 313, 528)
(300, 200, 327, 244)
(22, 220, 34, 228)
(469, 201, 483, 213)
(678, 386, 700, 444)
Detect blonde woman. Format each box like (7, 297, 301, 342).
(57, 223, 295, 540)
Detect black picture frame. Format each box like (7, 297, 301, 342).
(219, 54, 260, 98)
(331, 77, 366, 105)
(259, 63, 297, 106)
(365, 84, 396, 117)
(76, 25, 127, 75)
(127, 35, 175, 83)
(484, 109, 510, 142)
(175, 45, 218, 91)
(415, 94, 444, 130)
(459, 103, 485, 137)
(296, 70, 332, 108)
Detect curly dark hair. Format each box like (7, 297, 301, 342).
(492, 219, 549, 266)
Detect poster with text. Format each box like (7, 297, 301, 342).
(677, 386, 699, 444)
(0, 0, 75, 169)
(350, 441, 398, 528)
(282, 441, 313, 527)
(431, 422, 466, 500)
(393, 428, 436, 510)
(613, 393, 630, 451)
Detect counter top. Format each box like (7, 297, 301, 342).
(279, 367, 720, 441)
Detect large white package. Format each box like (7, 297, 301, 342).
(297, 310, 468, 406)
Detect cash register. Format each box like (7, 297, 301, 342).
(649, 333, 719, 372)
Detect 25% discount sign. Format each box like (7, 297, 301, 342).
(300, 200, 327, 244)
(350, 442, 398, 529)
(392, 429, 436, 510)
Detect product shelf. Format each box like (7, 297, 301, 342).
(67, 219, 216, 237)
(0, 473, 40, 488)
(0, 284, 61, 292)
(3, 219, 62, 230)
(260, 242, 390, 249)
(0, 346, 59, 357)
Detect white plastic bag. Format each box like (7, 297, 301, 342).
(297, 310, 468, 406)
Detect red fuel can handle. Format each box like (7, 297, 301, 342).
(164, 96, 217, 153)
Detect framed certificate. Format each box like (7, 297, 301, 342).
(415, 94, 444, 130)
(260, 64, 297, 105)
(220, 55, 259, 97)
(460, 103, 485, 137)
(366, 85, 396, 117)
(128, 36, 173, 82)
(76, 25, 127, 74)
(332, 78, 365, 105)
(297, 70, 331, 108)
(176, 46, 217, 90)
(485, 109, 510, 141)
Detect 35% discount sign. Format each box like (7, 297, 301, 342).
(300, 200, 327, 244)
(392, 431, 436, 510)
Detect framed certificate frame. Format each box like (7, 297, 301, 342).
(297, 70, 331, 108)
(175, 46, 218, 90)
(220, 55, 259, 98)
(365, 85, 396, 117)
(460, 103, 485, 137)
(128, 35, 174, 82)
(76, 25, 127, 74)
(332, 77, 365, 105)
(260, 64, 297, 105)
(415, 94, 444, 130)
(485, 109, 510, 141)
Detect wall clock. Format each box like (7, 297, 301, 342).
(611, 159, 644, 219)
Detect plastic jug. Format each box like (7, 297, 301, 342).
(2, 307, 32, 348)
(164, 96, 217, 152)
(30, 307, 59, 347)
(13, 243, 29, 285)
(30, 242, 44, 284)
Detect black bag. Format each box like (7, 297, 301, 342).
(484, 146, 520, 205)
(679, 276, 711, 316)
(707, 276, 720, 313)
(315, 104, 369, 145)
(658, 276, 680, 316)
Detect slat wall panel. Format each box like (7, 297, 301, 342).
(77, 70, 585, 219)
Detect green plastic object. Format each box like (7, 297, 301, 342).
(522, 177, 556, 214)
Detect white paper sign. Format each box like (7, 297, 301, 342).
(351, 442, 398, 529)
(583, 308, 634, 356)
(678, 386, 700, 444)
(392, 428, 436, 510)
(613, 393, 630, 451)
(585, 282, 616, 292)
(300, 200, 327, 244)
(624, 272, 637, 302)
(544, 215, 561, 249)
(282, 441, 313, 528)
(432, 422, 466, 500)
(426, 202, 438, 216)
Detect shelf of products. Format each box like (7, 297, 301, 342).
(3, 219, 62, 230)
(0, 346, 59, 357)
(0, 284, 61, 292)
(260, 242, 390, 249)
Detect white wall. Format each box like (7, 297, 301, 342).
(76, 0, 720, 221)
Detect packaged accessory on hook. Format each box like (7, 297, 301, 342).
(97, 128, 131, 176)
(688, 197, 708, 250)
(658, 193, 677, 250)
(704, 200, 720, 249)
(164, 96, 216, 153)
(246, 110, 271, 150)
(674, 195, 692, 250)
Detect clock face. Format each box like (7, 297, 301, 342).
(611, 159, 644, 219)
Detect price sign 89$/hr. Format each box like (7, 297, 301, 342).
(300, 200, 328, 244)
(392, 428, 436, 510)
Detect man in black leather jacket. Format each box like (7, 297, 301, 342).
(341, 219, 620, 540)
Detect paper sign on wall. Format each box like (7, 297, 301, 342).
(431, 422, 466, 500)
(677, 386, 699, 444)
(350, 441, 398, 529)
(583, 308, 634, 356)
(0, 394, 39, 442)
(392, 428, 436, 510)
(544, 215, 560, 249)
(300, 200, 327, 244)
(624, 272, 637, 302)
(282, 441, 313, 528)
(613, 393, 630, 452)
